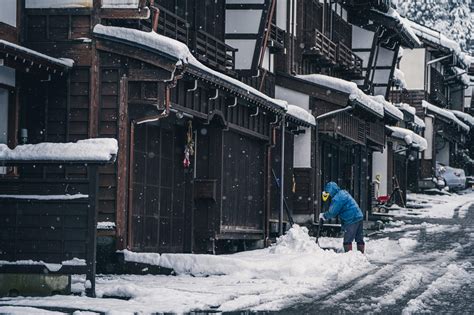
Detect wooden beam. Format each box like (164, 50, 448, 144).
(116, 75, 128, 250)
(99, 7, 150, 20)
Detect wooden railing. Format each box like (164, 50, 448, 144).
(303, 29, 337, 65)
(337, 42, 363, 75)
(268, 23, 285, 52)
(366, 121, 385, 147)
(192, 30, 237, 74)
(156, 5, 189, 44)
(319, 112, 366, 145)
(153, 5, 236, 74)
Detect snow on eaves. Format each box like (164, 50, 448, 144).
(0, 138, 118, 162)
(296, 74, 384, 117)
(370, 95, 404, 121)
(414, 115, 425, 128)
(451, 110, 474, 127)
(384, 8, 422, 47)
(102, 0, 139, 8)
(286, 105, 316, 126)
(0, 40, 73, 68)
(386, 126, 427, 151)
(406, 20, 471, 68)
(0, 194, 88, 200)
(395, 103, 416, 116)
(26, 0, 93, 8)
(422, 101, 470, 132)
(93, 25, 288, 111)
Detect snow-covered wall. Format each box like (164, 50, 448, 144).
(372, 148, 388, 196)
(424, 116, 434, 160)
(275, 86, 311, 167)
(399, 48, 425, 90)
(0, 0, 16, 27)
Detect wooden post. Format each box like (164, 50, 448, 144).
(85, 164, 99, 298)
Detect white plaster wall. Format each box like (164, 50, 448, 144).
(372, 148, 388, 196)
(424, 116, 433, 159)
(376, 47, 395, 67)
(275, 85, 311, 167)
(276, 0, 287, 31)
(0, 0, 16, 26)
(275, 86, 309, 110)
(0, 66, 15, 87)
(399, 48, 425, 90)
(225, 39, 256, 69)
(225, 10, 262, 33)
(352, 26, 374, 49)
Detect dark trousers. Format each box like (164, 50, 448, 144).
(343, 220, 364, 252)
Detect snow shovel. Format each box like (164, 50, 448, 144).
(315, 217, 339, 252)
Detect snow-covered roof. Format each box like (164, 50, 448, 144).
(451, 110, 474, 127)
(395, 103, 416, 116)
(26, 0, 93, 8)
(0, 40, 74, 68)
(0, 138, 118, 162)
(93, 25, 288, 112)
(295, 74, 384, 117)
(392, 68, 407, 89)
(414, 115, 426, 129)
(386, 126, 428, 151)
(407, 20, 471, 68)
(370, 95, 404, 121)
(383, 8, 422, 47)
(286, 105, 316, 127)
(422, 101, 470, 132)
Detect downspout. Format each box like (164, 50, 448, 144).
(149, 0, 160, 32)
(266, 115, 279, 244)
(279, 115, 286, 236)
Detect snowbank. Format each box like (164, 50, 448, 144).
(0, 194, 88, 200)
(0, 138, 118, 161)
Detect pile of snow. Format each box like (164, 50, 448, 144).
(396, 102, 416, 115)
(0, 138, 118, 161)
(102, 0, 139, 8)
(269, 225, 320, 254)
(0, 194, 88, 200)
(0, 258, 85, 272)
(26, 0, 92, 8)
(422, 100, 470, 132)
(97, 221, 116, 230)
(286, 105, 316, 126)
(384, 8, 422, 47)
(386, 126, 427, 151)
(296, 74, 384, 117)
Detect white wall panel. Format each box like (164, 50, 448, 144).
(424, 116, 433, 159)
(372, 148, 388, 196)
(225, 39, 256, 69)
(225, 10, 262, 33)
(399, 48, 425, 90)
(0, 0, 16, 27)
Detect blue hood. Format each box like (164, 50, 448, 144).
(324, 181, 340, 197)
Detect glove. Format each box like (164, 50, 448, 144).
(319, 213, 326, 221)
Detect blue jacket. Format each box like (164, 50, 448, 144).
(322, 182, 363, 227)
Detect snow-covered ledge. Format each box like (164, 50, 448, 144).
(0, 138, 118, 162)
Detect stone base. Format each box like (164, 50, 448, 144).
(0, 274, 71, 297)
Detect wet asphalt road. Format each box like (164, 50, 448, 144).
(279, 201, 474, 314)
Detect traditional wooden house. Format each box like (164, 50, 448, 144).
(391, 20, 472, 187)
(0, 0, 319, 273)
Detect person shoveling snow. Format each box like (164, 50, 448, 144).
(320, 181, 365, 253)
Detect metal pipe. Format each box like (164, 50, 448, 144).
(315, 105, 352, 122)
(279, 115, 285, 236)
(426, 54, 453, 65)
(150, 1, 160, 32)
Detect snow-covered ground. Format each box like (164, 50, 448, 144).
(1, 190, 474, 314)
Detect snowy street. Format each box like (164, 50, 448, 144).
(0, 191, 473, 314)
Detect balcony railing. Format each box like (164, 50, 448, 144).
(303, 29, 337, 65)
(337, 42, 363, 76)
(152, 5, 236, 74)
(268, 23, 285, 52)
(192, 30, 237, 74)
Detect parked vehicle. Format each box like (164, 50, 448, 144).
(436, 163, 466, 191)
